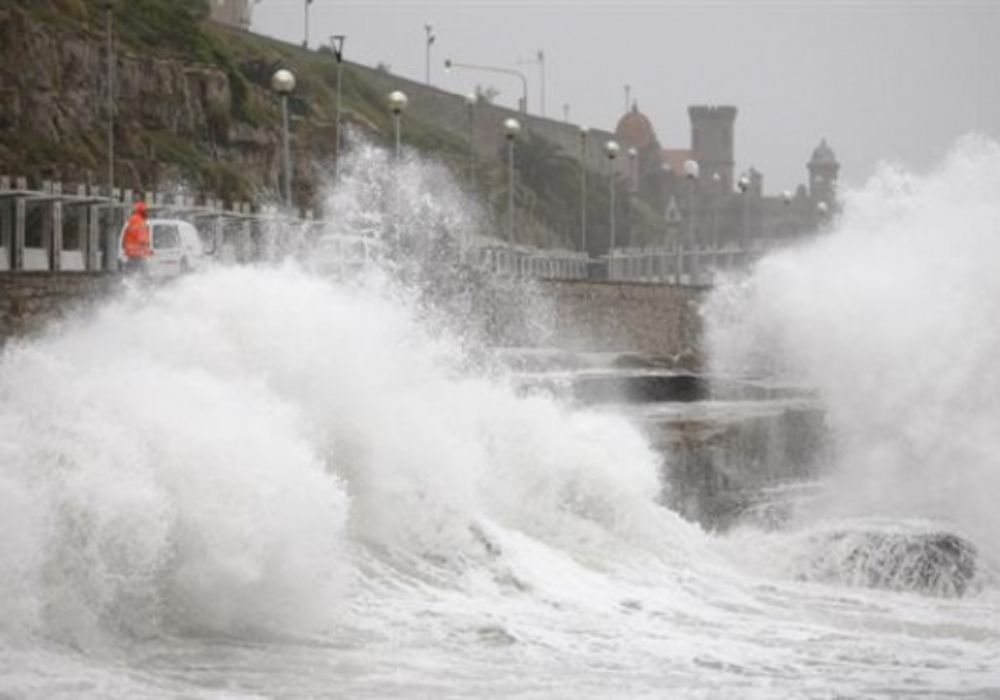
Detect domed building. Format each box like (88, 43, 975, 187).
(604, 100, 841, 256)
(615, 103, 659, 152)
(612, 102, 668, 218)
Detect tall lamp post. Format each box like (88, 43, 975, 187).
(579, 126, 588, 254)
(518, 50, 546, 117)
(330, 35, 346, 181)
(303, 0, 313, 48)
(271, 68, 297, 208)
(389, 90, 408, 159)
(605, 140, 620, 253)
(445, 58, 528, 113)
(103, 0, 115, 199)
(424, 24, 436, 85)
(465, 93, 476, 186)
(626, 147, 638, 253)
(680, 159, 699, 283)
(504, 118, 521, 243)
(627, 146, 639, 194)
(737, 172, 751, 258)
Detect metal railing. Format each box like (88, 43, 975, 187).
(605, 242, 774, 286)
(0, 176, 591, 281)
(4, 176, 786, 285)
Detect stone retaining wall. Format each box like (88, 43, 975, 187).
(0, 272, 118, 344)
(476, 278, 705, 364)
(0, 272, 705, 361)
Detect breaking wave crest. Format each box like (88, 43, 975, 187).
(706, 135, 1000, 565)
(0, 263, 694, 648)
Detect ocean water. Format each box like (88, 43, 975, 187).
(0, 141, 998, 699)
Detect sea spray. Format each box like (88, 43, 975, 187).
(0, 139, 998, 700)
(0, 255, 698, 648)
(705, 135, 1000, 564)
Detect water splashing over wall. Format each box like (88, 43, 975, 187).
(705, 135, 1000, 562)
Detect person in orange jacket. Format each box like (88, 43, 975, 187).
(122, 201, 151, 274)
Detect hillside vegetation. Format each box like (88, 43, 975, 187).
(1, 0, 664, 249)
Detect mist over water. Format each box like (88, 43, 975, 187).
(1, 141, 999, 698)
(706, 136, 1000, 563)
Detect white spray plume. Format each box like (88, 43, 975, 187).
(706, 135, 1000, 561)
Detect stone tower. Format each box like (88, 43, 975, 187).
(689, 105, 737, 192)
(807, 138, 840, 206)
(210, 0, 253, 30)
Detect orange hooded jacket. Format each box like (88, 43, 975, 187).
(123, 202, 151, 259)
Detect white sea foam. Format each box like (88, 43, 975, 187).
(1, 140, 998, 698)
(706, 135, 1000, 565)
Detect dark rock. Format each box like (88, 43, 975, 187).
(797, 522, 979, 598)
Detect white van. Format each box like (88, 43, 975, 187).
(119, 218, 206, 276)
(312, 234, 385, 276)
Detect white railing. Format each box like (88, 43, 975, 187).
(0, 176, 591, 281)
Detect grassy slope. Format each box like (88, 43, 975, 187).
(8, 0, 483, 200)
(9, 0, 665, 248)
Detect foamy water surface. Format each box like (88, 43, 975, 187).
(1, 141, 999, 698)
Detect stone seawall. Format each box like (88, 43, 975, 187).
(0, 273, 119, 344)
(0, 272, 705, 361)
(480, 279, 705, 363)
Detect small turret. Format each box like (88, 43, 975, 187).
(807, 138, 839, 207)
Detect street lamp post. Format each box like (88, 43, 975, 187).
(605, 140, 620, 254)
(711, 171, 722, 248)
(737, 172, 751, 261)
(465, 92, 476, 186)
(626, 147, 638, 254)
(504, 118, 521, 244)
(330, 35, 346, 181)
(518, 50, 545, 117)
(537, 50, 546, 117)
(424, 24, 436, 85)
(627, 146, 639, 195)
(389, 90, 408, 159)
(303, 0, 313, 48)
(271, 68, 297, 208)
(103, 0, 115, 199)
(680, 159, 699, 283)
(579, 126, 588, 254)
(445, 58, 528, 113)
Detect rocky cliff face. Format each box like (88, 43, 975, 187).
(0, 4, 326, 204)
(0, 2, 574, 247)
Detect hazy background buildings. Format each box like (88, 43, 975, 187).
(249, 0, 1000, 192)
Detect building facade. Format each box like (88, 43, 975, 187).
(613, 102, 840, 255)
(209, 0, 253, 30)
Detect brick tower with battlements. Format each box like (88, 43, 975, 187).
(688, 105, 737, 193)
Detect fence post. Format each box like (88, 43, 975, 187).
(86, 204, 100, 271)
(51, 200, 63, 272)
(13, 197, 25, 271)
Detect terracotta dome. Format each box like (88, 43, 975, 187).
(615, 102, 657, 150)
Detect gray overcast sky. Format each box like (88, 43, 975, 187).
(252, 0, 1000, 193)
